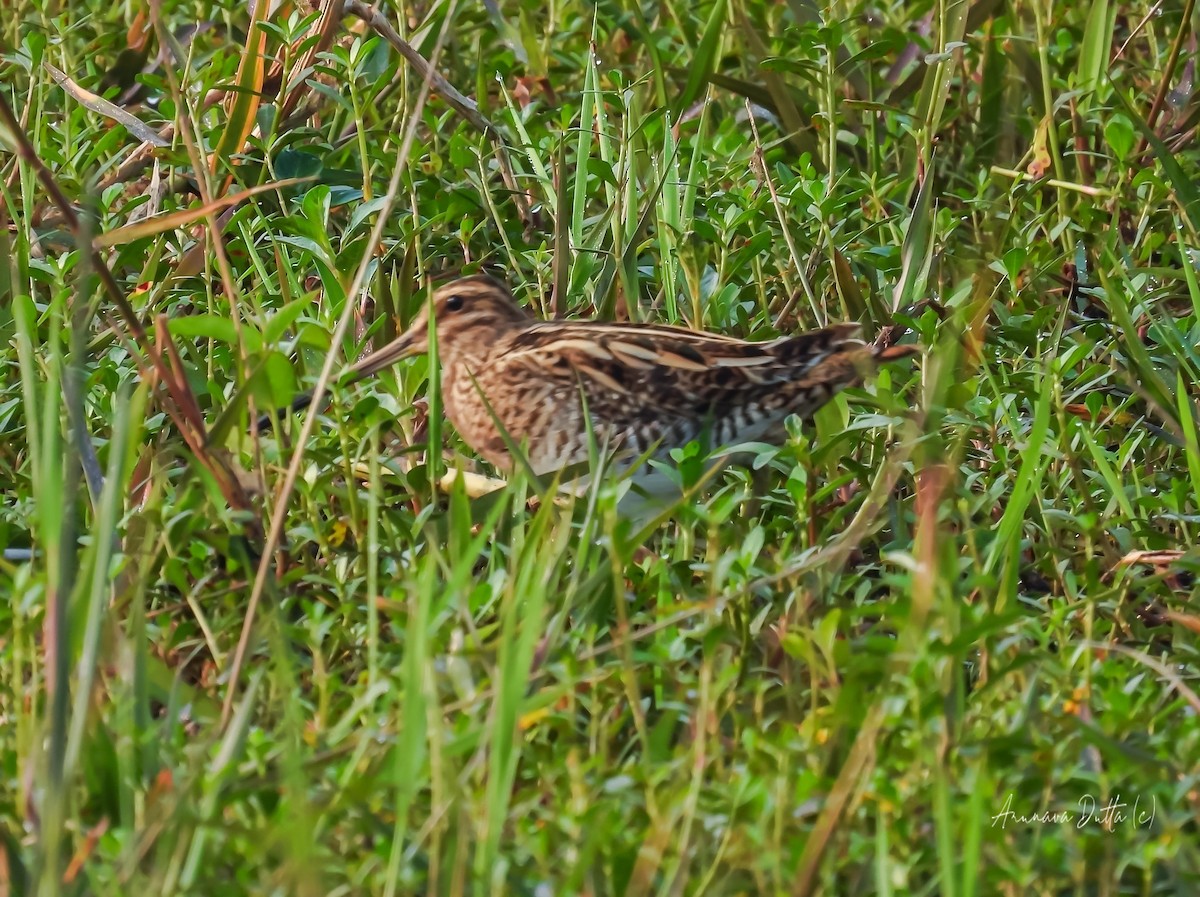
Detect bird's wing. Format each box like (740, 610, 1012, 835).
(506, 320, 865, 388)
(496, 321, 878, 454)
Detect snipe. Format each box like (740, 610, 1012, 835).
(265, 274, 918, 505)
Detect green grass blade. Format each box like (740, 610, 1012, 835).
(674, 0, 728, 117)
(982, 360, 1054, 610)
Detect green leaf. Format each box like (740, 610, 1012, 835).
(248, 350, 297, 408)
(167, 314, 242, 348)
(263, 299, 311, 345)
(275, 147, 324, 181)
(1104, 114, 1135, 161)
(983, 362, 1054, 610)
(674, 0, 728, 116)
(1176, 370, 1200, 506)
(893, 152, 936, 314)
(1078, 0, 1115, 94)
(1110, 87, 1200, 231)
(913, 0, 970, 139)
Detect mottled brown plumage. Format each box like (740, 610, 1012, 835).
(269, 274, 918, 499)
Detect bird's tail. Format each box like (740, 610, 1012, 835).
(775, 323, 920, 377)
(783, 327, 921, 401)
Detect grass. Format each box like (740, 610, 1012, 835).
(2, 0, 1200, 893)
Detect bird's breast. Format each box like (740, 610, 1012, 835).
(441, 360, 588, 475)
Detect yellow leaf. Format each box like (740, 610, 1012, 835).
(1027, 116, 1052, 179)
(212, 0, 272, 175)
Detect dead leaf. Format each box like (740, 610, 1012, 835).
(1114, 549, 1184, 569)
(513, 77, 532, 109)
(127, 6, 150, 51)
(1028, 116, 1052, 179)
(1165, 610, 1200, 634)
(62, 818, 110, 884)
(213, 0, 271, 179)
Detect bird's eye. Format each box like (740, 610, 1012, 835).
(445, 295, 465, 312)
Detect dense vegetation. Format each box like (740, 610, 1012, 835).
(3, 0, 1200, 892)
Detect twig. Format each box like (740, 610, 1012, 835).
(989, 165, 1108, 197)
(343, 0, 496, 137)
(1136, 0, 1197, 155)
(148, 0, 263, 439)
(41, 0, 519, 227)
(745, 100, 821, 325)
(342, 0, 530, 223)
(44, 62, 169, 147)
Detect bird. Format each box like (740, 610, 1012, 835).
(262, 274, 919, 507)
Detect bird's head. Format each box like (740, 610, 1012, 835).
(348, 274, 531, 379)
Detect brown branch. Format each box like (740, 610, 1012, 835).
(342, 0, 530, 223)
(343, 0, 496, 137)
